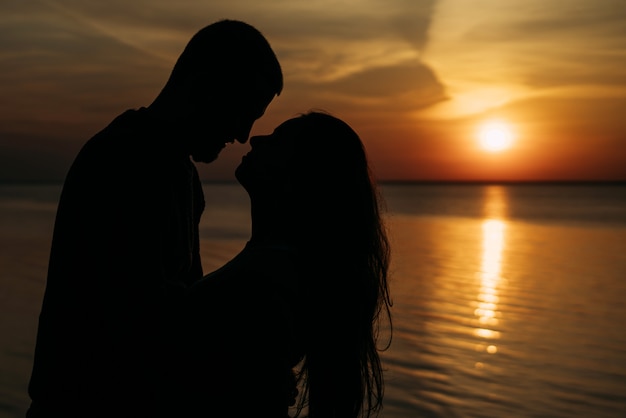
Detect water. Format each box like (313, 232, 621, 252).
(381, 183, 626, 418)
(1, 182, 625, 417)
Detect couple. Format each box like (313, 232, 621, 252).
(27, 20, 392, 418)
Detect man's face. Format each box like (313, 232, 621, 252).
(186, 79, 276, 163)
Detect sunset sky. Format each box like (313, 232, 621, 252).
(1, 0, 625, 182)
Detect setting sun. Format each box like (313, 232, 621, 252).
(477, 120, 515, 152)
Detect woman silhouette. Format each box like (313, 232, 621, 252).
(177, 111, 392, 418)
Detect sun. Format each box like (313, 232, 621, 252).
(477, 120, 515, 152)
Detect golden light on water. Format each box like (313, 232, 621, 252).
(473, 219, 505, 343)
(473, 186, 508, 354)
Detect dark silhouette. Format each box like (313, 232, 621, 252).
(27, 20, 282, 418)
(176, 111, 393, 417)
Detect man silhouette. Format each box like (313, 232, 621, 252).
(27, 20, 282, 418)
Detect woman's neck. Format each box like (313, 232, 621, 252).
(249, 200, 292, 247)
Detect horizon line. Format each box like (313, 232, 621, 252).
(1, 179, 625, 186)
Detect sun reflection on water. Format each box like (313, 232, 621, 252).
(473, 186, 508, 352)
(474, 219, 504, 340)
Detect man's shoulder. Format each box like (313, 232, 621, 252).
(88, 108, 148, 148)
(76, 108, 157, 165)
(62, 109, 152, 184)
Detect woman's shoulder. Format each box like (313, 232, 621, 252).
(188, 243, 301, 304)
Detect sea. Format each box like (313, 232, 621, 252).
(1, 182, 625, 417)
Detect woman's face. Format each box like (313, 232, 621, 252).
(235, 118, 300, 196)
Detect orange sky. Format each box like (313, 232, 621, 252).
(1, 0, 625, 181)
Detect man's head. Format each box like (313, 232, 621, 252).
(153, 20, 283, 162)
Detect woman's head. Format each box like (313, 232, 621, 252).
(236, 111, 374, 240)
(237, 111, 392, 417)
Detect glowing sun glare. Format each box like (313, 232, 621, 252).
(477, 120, 515, 152)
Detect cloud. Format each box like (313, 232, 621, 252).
(1, 0, 442, 108)
(421, 0, 626, 118)
(461, 0, 626, 90)
(27, 0, 439, 83)
(464, 0, 626, 44)
(324, 62, 443, 96)
(0, 1, 173, 132)
(0, 0, 446, 181)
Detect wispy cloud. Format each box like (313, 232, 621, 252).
(422, 0, 626, 118)
(0, 0, 444, 132)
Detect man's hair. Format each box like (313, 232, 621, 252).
(163, 20, 283, 96)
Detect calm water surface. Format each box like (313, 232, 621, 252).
(380, 184, 626, 418)
(1, 183, 625, 417)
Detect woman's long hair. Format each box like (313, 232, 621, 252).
(287, 111, 392, 417)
